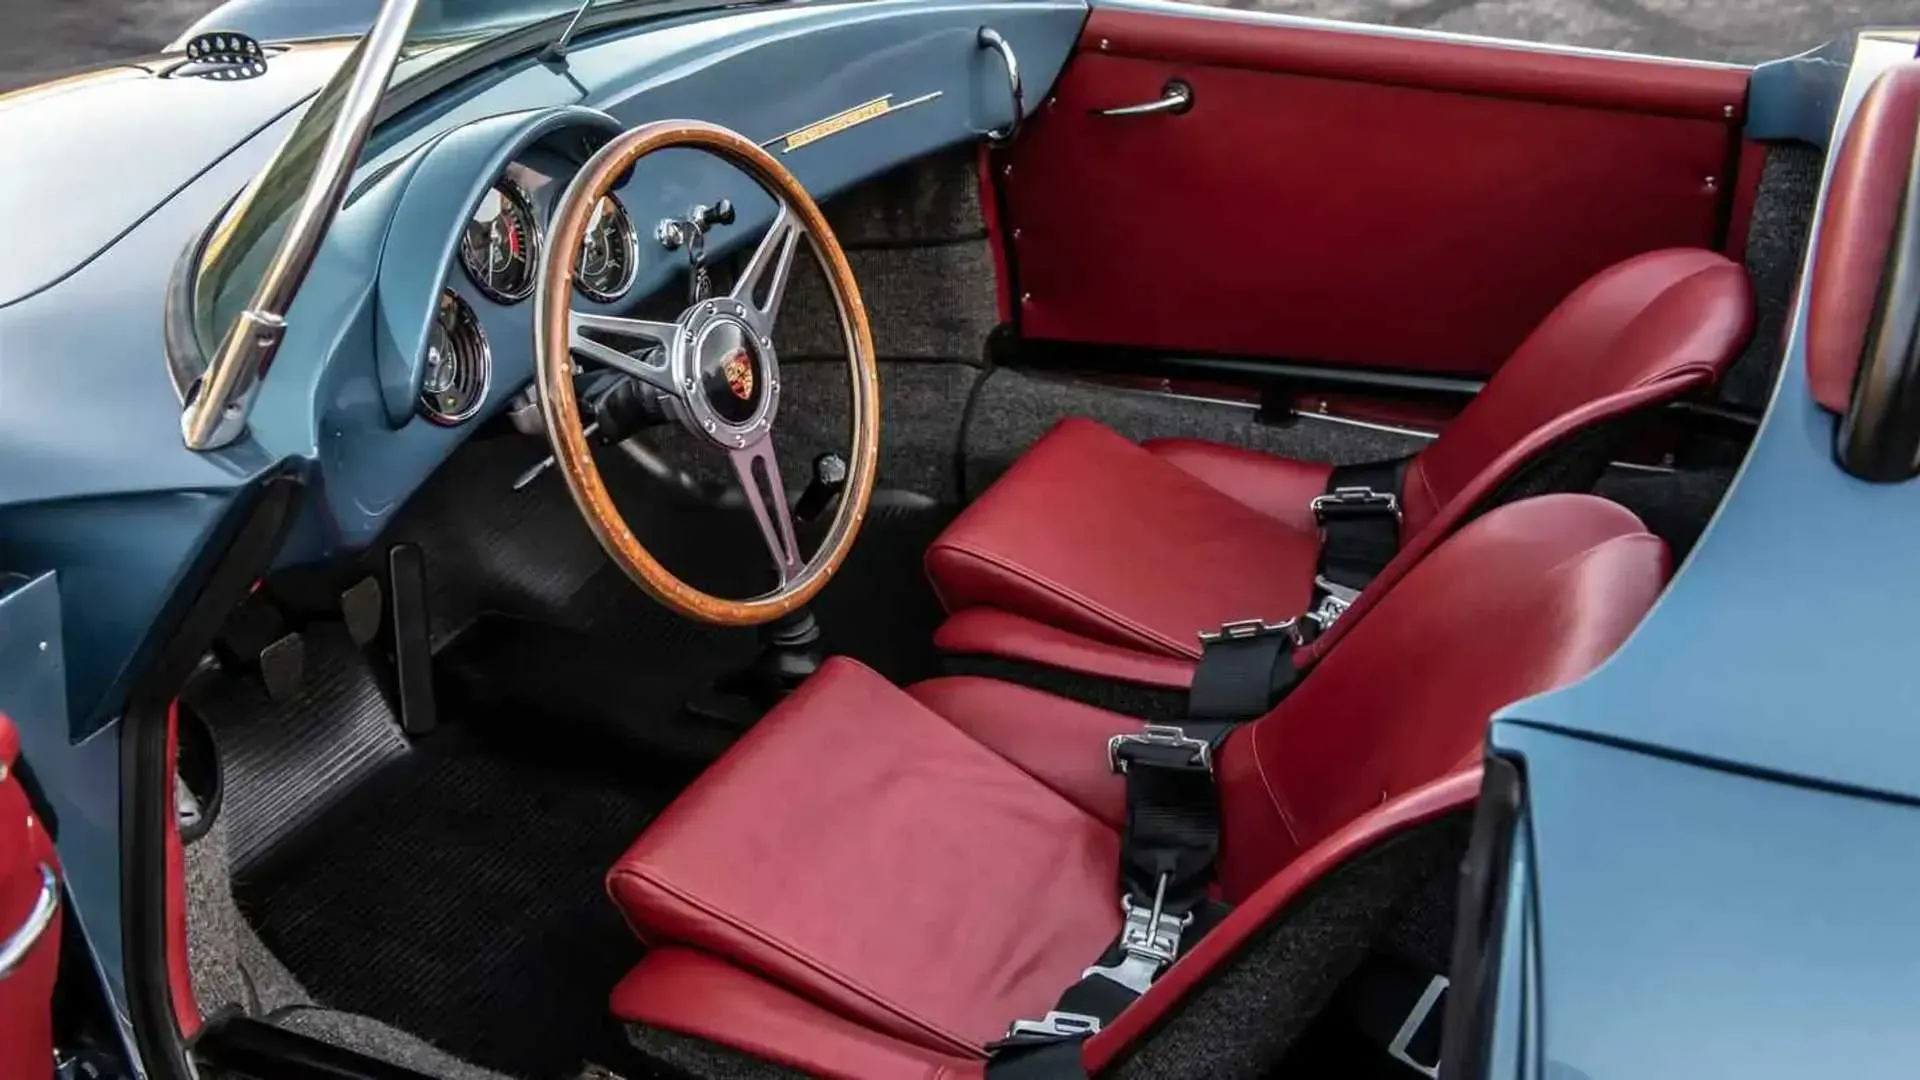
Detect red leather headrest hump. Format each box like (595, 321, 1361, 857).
(1807, 62, 1920, 414)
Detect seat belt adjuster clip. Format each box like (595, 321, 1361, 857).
(1310, 486, 1402, 526)
(1108, 724, 1213, 775)
(1004, 1009, 1103, 1040)
(1198, 616, 1311, 648)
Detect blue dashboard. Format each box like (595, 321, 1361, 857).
(261, 0, 1083, 552)
(0, 0, 1084, 730)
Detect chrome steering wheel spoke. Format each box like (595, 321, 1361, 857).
(570, 310, 682, 395)
(732, 202, 802, 335)
(729, 435, 803, 585)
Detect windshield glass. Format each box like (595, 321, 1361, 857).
(188, 1, 593, 357)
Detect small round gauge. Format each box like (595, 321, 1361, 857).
(575, 193, 638, 303)
(421, 290, 490, 425)
(459, 178, 540, 303)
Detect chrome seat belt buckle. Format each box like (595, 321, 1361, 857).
(1310, 485, 1402, 524)
(1005, 1010, 1102, 1039)
(1107, 724, 1214, 774)
(1198, 616, 1310, 648)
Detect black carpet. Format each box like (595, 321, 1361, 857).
(429, 498, 953, 768)
(227, 434, 953, 1077)
(234, 726, 675, 1079)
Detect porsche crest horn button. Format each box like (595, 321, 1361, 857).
(722, 349, 755, 401)
(696, 322, 764, 424)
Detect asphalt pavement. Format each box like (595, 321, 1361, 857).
(0, 0, 1910, 92)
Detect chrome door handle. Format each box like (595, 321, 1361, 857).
(0, 864, 57, 980)
(1095, 80, 1193, 117)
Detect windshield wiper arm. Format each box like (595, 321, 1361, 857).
(540, 0, 597, 63)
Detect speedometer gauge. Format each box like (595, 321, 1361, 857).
(575, 194, 638, 303)
(459, 178, 540, 303)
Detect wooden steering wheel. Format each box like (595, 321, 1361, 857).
(533, 120, 880, 626)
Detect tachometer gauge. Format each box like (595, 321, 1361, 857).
(575, 193, 638, 303)
(420, 290, 490, 425)
(459, 178, 540, 303)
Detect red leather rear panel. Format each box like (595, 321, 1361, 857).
(1001, 11, 1747, 376)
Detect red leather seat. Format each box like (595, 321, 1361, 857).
(605, 495, 1669, 1079)
(927, 248, 1750, 689)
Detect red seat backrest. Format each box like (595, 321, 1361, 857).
(1401, 249, 1753, 533)
(1214, 493, 1669, 899)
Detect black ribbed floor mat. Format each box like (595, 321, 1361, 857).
(234, 728, 677, 1079)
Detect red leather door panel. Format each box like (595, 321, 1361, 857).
(0, 714, 60, 1080)
(999, 10, 1750, 377)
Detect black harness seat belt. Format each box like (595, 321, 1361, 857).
(1183, 456, 1413, 726)
(1312, 457, 1411, 618)
(1186, 619, 1305, 724)
(989, 725, 1234, 1075)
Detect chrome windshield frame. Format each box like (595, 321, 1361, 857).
(180, 0, 422, 451)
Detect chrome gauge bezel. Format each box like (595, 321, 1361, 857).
(573, 192, 640, 304)
(420, 289, 492, 425)
(459, 176, 543, 304)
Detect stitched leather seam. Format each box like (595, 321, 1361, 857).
(930, 540, 1198, 659)
(608, 865, 989, 1060)
(1246, 722, 1307, 853)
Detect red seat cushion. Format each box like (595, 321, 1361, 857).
(610, 494, 1670, 1075)
(606, 657, 1123, 1058)
(925, 248, 1749, 686)
(927, 417, 1322, 660)
(1141, 437, 1332, 533)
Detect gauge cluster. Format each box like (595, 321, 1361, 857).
(432, 152, 643, 428)
(455, 164, 640, 309)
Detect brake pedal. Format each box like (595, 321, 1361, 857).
(258, 633, 306, 702)
(341, 575, 383, 647)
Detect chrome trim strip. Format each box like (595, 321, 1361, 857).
(1296, 409, 1439, 441)
(0, 863, 58, 981)
(759, 91, 942, 154)
(182, 0, 422, 450)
